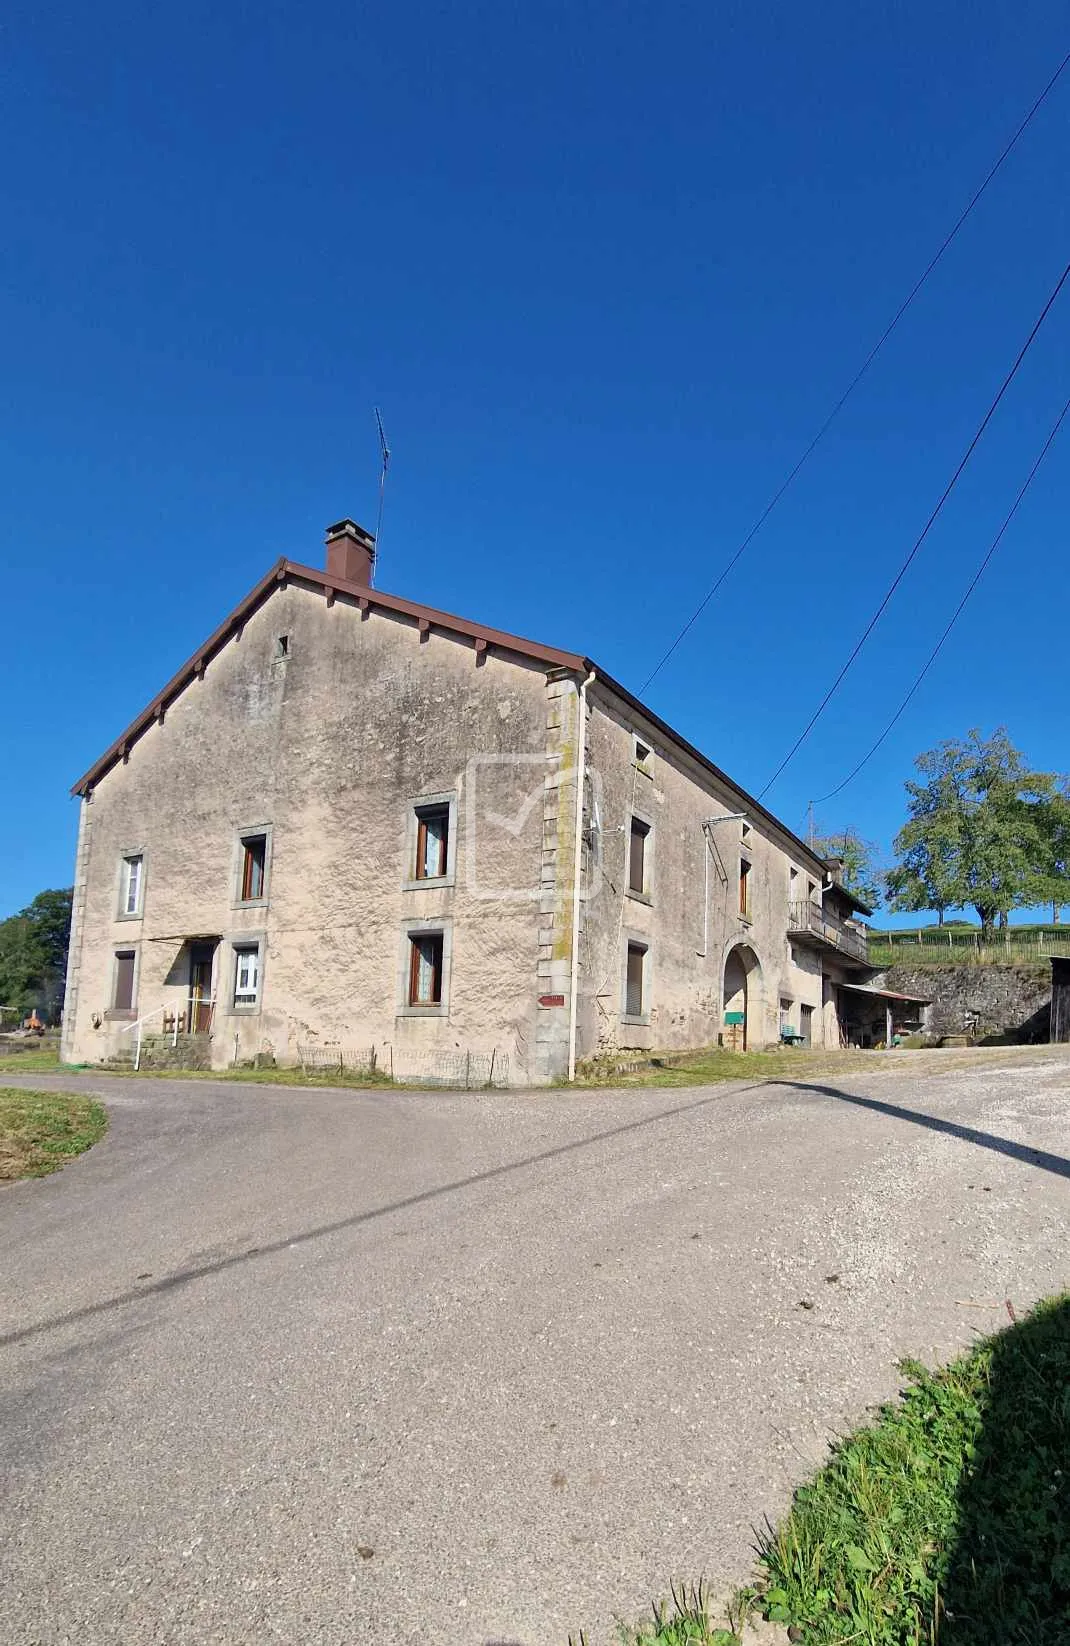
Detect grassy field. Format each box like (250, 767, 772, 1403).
(576, 1296, 1070, 1645)
(0, 1086, 108, 1180)
(867, 920, 1070, 969)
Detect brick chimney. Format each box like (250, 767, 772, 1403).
(325, 518, 376, 586)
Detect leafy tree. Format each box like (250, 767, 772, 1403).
(0, 888, 73, 1022)
(887, 730, 1067, 937)
(1031, 786, 1070, 924)
(812, 827, 883, 909)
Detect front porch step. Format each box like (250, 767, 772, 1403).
(129, 1033, 213, 1072)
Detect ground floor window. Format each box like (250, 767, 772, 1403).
(232, 943, 262, 1009)
(408, 932, 444, 1006)
(113, 949, 136, 1012)
(624, 941, 648, 1020)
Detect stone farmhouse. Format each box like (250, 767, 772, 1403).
(62, 519, 884, 1084)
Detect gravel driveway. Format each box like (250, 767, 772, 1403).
(2, 1053, 1068, 1645)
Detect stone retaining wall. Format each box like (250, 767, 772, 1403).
(873, 964, 1051, 1042)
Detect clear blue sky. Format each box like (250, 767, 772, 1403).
(2, 2, 1067, 924)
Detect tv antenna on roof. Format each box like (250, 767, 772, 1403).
(373, 407, 391, 584)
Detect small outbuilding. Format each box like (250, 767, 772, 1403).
(836, 982, 931, 1049)
(1049, 957, 1070, 1043)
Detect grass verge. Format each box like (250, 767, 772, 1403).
(0, 1086, 108, 1180)
(754, 1293, 1070, 1642)
(570, 1296, 1070, 1645)
(0, 1047, 64, 1074)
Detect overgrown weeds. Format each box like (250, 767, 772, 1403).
(567, 1298, 1070, 1645)
(568, 1579, 744, 1644)
(755, 1294, 1070, 1642)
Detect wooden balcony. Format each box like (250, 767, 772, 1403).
(787, 900, 869, 964)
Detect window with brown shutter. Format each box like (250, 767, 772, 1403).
(739, 858, 751, 918)
(628, 817, 650, 895)
(625, 942, 646, 1018)
(113, 950, 136, 1012)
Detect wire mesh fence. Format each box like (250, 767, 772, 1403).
(295, 1043, 510, 1087)
(296, 1044, 378, 1074)
(868, 928, 1070, 967)
(388, 1047, 510, 1088)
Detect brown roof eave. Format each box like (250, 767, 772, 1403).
(281, 560, 589, 673)
(70, 559, 289, 796)
(70, 559, 591, 798)
(589, 667, 829, 876)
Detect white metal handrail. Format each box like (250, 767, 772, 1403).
(119, 999, 216, 1070)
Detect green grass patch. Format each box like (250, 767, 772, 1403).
(97, 1062, 397, 1087)
(0, 1046, 63, 1074)
(576, 1046, 882, 1088)
(568, 1299, 1070, 1646)
(755, 1294, 1070, 1643)
(569, 1579, 745, 1645)
(0, 1086, 107, 1180)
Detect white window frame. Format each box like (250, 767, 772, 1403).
(229, 936, 265, 1012)
(117, 851, 145, 920)
(403, 792, 457, 890)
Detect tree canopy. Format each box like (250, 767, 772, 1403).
(812, 827, 883, 909)
(0, 888, 73, 1022)
(886, 729, 1069, 934)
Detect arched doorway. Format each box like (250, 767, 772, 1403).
(723, 944, 762, 1051)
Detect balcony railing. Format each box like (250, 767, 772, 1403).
(788, 900, 868, 962)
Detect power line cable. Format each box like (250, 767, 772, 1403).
(757, 258, 1070, 800)
(639, 47, 1070, 695)
(813, 392, 1070, 806)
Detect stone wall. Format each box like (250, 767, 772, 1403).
(874, 964, 1051, 1042)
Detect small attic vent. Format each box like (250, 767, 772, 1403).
(276, 635, 290, 659)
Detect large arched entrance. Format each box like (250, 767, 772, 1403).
(723, 944, 762, 1051)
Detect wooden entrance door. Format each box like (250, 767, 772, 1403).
(189, 945, 216, 1033)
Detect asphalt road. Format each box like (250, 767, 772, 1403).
(2, 1053, 1069, 1646)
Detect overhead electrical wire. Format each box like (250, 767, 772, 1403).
(757, 258, 1070, 800)
(638, 46, 1070, 695)
(812, 392, 1070, 806)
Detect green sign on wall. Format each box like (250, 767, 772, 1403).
(724, 1011, 745, 1025)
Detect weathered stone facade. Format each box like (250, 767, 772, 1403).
(62, 525, 849, 1083)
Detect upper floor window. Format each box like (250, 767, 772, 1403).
(739, 858, 751, 919)
(415, 804, 450, 880)
(628, 817, 651, 896)
(240, 834, 267, 902)
(119, 854, 144, 918)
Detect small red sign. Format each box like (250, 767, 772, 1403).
(538, 993, 566, 1008)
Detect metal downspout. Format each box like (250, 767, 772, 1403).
(567, 668, 597, 1082)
